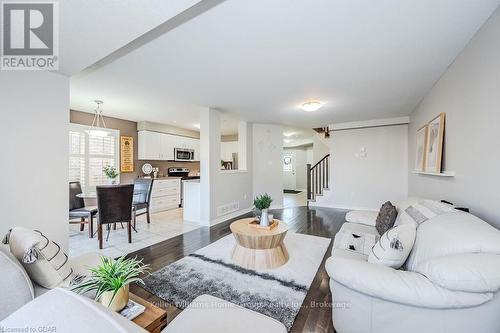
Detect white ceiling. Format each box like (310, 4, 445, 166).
(59, 0, 204, 75)
(70, 0, 500, 131)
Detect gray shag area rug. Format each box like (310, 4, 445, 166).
(140, 232, 330, 331)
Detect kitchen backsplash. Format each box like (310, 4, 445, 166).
(138, 160, 200, 177)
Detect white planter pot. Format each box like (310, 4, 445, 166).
(260, 209, 269, 227)
(98, 284, 129, 312)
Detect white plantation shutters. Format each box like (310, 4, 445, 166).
(69, 123, 120, 191)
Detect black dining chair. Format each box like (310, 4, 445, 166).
(132, 178, 154, 228)
(69, 181, 98, 238)
(96, 184, 134, 249)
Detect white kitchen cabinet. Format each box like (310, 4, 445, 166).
(138, 131, 162, 160)
(160, 133, 175, 160)
(150, 178, 180, 213)
(138, 130, 200, 161)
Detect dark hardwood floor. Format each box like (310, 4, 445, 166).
(127, 205, 347, 333)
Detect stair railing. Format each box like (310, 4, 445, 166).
(307, 154, 330, 202)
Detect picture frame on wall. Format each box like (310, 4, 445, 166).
(425, 113, 445, 173)
(415, 124, 428, 172)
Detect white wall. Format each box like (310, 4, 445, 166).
(314, 125, 408, 210)
(200, 108, 253, 225)
(408, 7, 500, 227)
(0, 71, 69, 249)
(252, 124, 283, 208)
(313, 134, 330, 164)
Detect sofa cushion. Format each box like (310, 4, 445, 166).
(163, 294, 287, 333)
(406, 211, 500, 271)
(4, 227, 73, 289)
(375, 201, 398, 235)
(416, 253, 500, 293)
(395, 199, 454, 227)
(333, 222, 379, 254)
(331, 248, 369, 262)
(0, 288, 146, 332)
(368, 224, 416, 269)
(0, 245, 34, 320)
(345, 210, 378, 226)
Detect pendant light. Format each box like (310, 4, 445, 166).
(86, 100, 109, 137)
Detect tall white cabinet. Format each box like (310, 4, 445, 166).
(138, 130, 200, 161)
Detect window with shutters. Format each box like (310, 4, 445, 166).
(69, 123, 120, 192)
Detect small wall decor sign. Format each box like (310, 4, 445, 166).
(424, 113, 445, 173)
(120, 136, 134, 173)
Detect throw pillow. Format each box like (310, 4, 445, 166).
(3, 227, 73, 289)
(396, 199, 455, 227)
(375, 201, 398, 235)
(368, 224, 417, 269)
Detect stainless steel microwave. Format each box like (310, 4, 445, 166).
(174, 148, 195, 161)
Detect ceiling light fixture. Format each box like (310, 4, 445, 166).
(193, 123, 200, 129)
(301, 100, 324, 112)
(86, 100, 109, 137)
(283, 132, 295, 137)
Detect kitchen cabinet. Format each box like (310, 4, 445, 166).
(138, 130, 200, 161)
(150, 178, 180, 213)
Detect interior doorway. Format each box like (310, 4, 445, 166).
(282, 146, 311, 207)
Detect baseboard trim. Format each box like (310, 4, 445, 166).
(309, 203, 378, 211)
(210, 207, 253, 226)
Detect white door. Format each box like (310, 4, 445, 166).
(283, 152, 296, 190)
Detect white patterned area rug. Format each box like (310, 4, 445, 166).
(140, 232, 331, 330)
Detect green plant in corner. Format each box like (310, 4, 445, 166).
(254, 193, 273, 210)
(103, 165, 119, 179)
(71, 256, 150, 308)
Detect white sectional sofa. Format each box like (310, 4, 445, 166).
(0, 241, 287, 333)
(326, 199, 500, 333)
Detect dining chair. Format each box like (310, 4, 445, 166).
(69, 181, 98, 238)
(132, 178, 154, 228)
(96, 184, 134, 249)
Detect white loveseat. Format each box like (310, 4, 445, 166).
(326, 200, 500, 333)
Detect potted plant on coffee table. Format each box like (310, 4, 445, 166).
(103, 165, 119, 184)
(72, 256, 150, 312)
(254, 193, 273, 227)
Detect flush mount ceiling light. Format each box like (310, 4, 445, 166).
(283, 131, 296, 137)
(86, 100, 109, 137)
(301, 100, 324, 112)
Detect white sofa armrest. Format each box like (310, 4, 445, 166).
(0, 288, 146, 332)
(325, 257, 492, 309)
(345, 210, 378, 227)
(416, 253, 500, 293)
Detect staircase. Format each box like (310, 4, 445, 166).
(307, 154, 330, 203)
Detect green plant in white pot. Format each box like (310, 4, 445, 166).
(254, 194, 273, 227)
(72, 256, 149, 312)
(103, 165, 119, 184)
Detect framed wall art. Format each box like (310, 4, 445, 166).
(415, 124, 428, 172)
(425, 113, 445, 173)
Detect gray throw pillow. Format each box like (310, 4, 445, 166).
(376, 201, 398, 235)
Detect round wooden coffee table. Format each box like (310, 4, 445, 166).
(230, 217, 289, 270)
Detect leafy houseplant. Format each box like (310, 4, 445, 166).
(72, 256, 150, 312)
(103, 165, 119, 184)
(254, 194, 273, 227)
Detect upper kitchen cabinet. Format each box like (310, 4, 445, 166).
(138, 130, 199, 161)
(138, 130, 163, 160)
